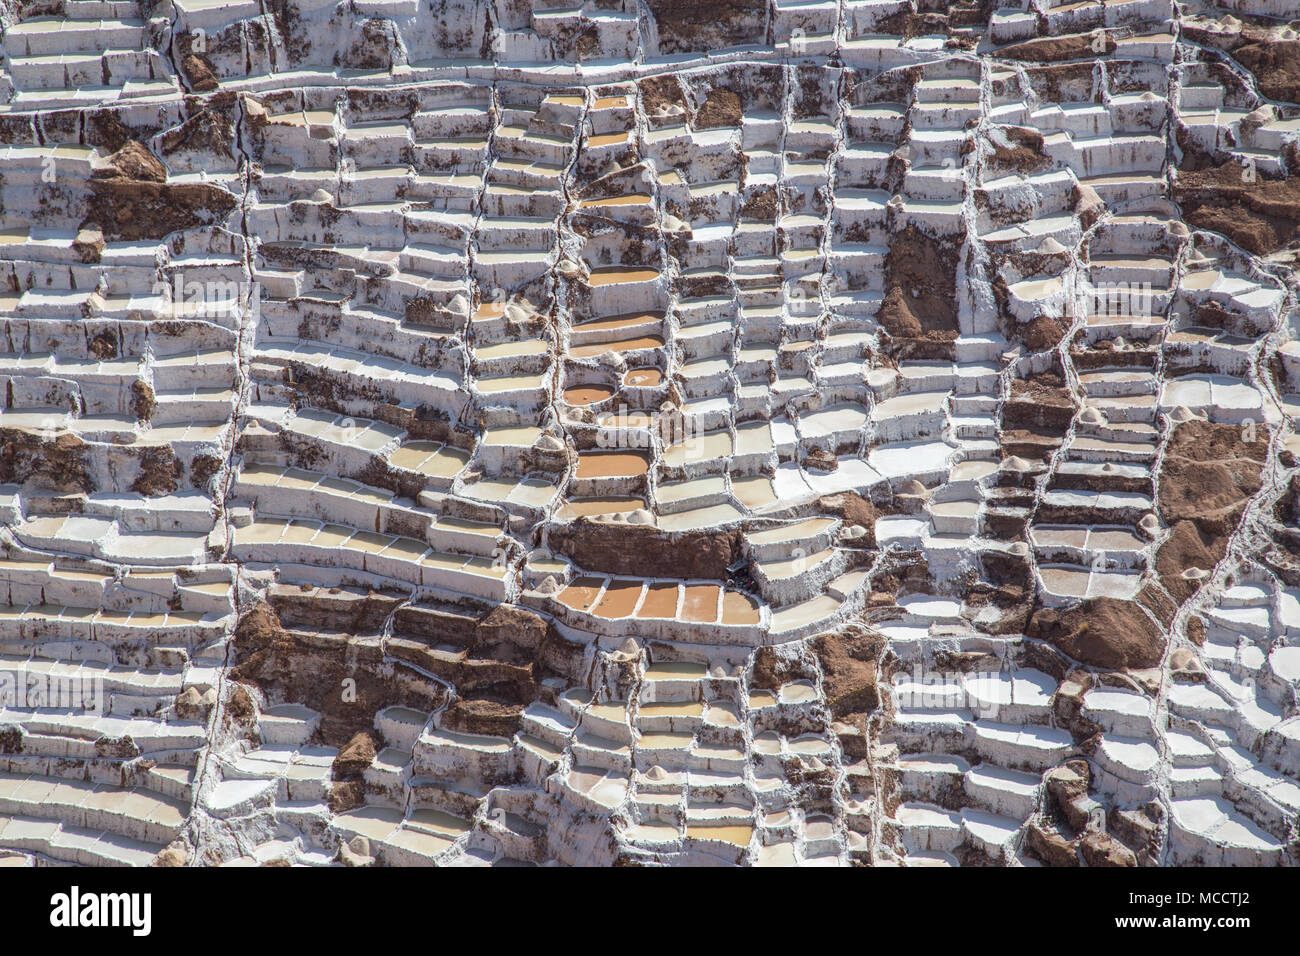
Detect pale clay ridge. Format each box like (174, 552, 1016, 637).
(0, 0, 1296, 868)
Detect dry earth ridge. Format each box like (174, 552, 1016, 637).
(0, 0, 1297, 867)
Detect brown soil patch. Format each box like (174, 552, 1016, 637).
(998, 33, 1115, 62)
(638, 75, 686, 115)
(1026, 821, 1079, 866)
(694, 87, 742, 130)
(231, 602, 444, 747)
(85, 140, 237, 242)
(741, 186, 778, 221)
(1028, 598, 1166, 670)
(1080, 831, 1138, 867)
(88, 330, 118, 359)
(1018, 315, 1070, 352)
(180, 54, 219, 93)
(811, 626, 883, 718)
(1155, 519, 1228, 605)
(815, 491, 880, 547)
(548, 520, 742, 580)
(877, 224, 962, 349)
(1184, 22, 1300, 103)
(190, 453, 223, 491)
(751, 645, 814, 692)
(332, 731, 377, 779)
(161, 109, 233, 160)
(441, 698, 525, 737)
(131, 446, 182, 496)
(104, 141, 166, 182)
(987, 126, 1052, 176)
(1158, 421, 1267, 537)
(645, 0, 766, 53)
(328, 781, 365, 814)
(1005, 375, 1076, 432)
(130, 380, 156, 422)
(0, 430, 92, 493)
(1233, 39, 1300, 103)
(1173, 162, 1300, 256)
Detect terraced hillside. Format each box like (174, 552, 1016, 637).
(0, 0, 1298, 867)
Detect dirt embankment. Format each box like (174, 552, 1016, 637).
(1028, 598, 1167, 671)
(811, 626, 883, 719)
(986, 125, 1053, 178)
(1158, 420, 1268, 537)
(997, 33, 1116, 63)
(877, 225, 963, 357)
(230, 601, 445, 746)
(548, 521, 743, 580)
(693, 87, 742, 130)
(1154, 420, 1269, 603)
(1029, 422, 1269, 670)
(644, 0, 767, 54)
(1173, 161, 1300, 256)
(235, 591, 589, 745)
(85, 140, 237, 242)
(1183, 20, 1300, 104)
(1003, 374, 1076, 433)
(0, 430, 92, 494)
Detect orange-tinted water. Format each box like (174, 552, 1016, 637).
(720, 590, 761, 626)
(557, 576, 604, 612)
(681, 584, 721, 623)
(575, 451, 649, 478)
(587, 267, 658, 287)
(593, 579, 642, 618)
(636, 582, 680, 619)
(570, 335, 664, 359)
(563, 384, 615, 405)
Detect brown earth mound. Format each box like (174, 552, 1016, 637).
(547, 520, 742, 580)
(811, 627, 883, 718)
(815, 491, 879, 547)
(1150, 421, 1267, 606)
(751, 645, 814, 691)
(988, 126, 1052, 176)
(877, 224, 962, 352)
(231, 602, 444, 746)
(1173, 162, 1300, 256)
(1155, 519, 1229, 605)
(1230, 38, 1300, 104)
(1183, 21, 1300, 104)
(1004, 375, 1076, 432)
(1158, 420, 1268, 537)
(104, 140, 166, 182)
(0, 430, 92, 494)
(441, 699, 525, 737)
(998, 33, 1115, 62)
(1028, 598, 1166, 670)
(645, 0, 766, 53)
(694, 87, 742, 129)
(131, 446, 182, 496)
(180, 54, 219, 92)
(160, 109, 234, 160)
(332, 731, 377, 779)
(85, 140, 237, 242)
